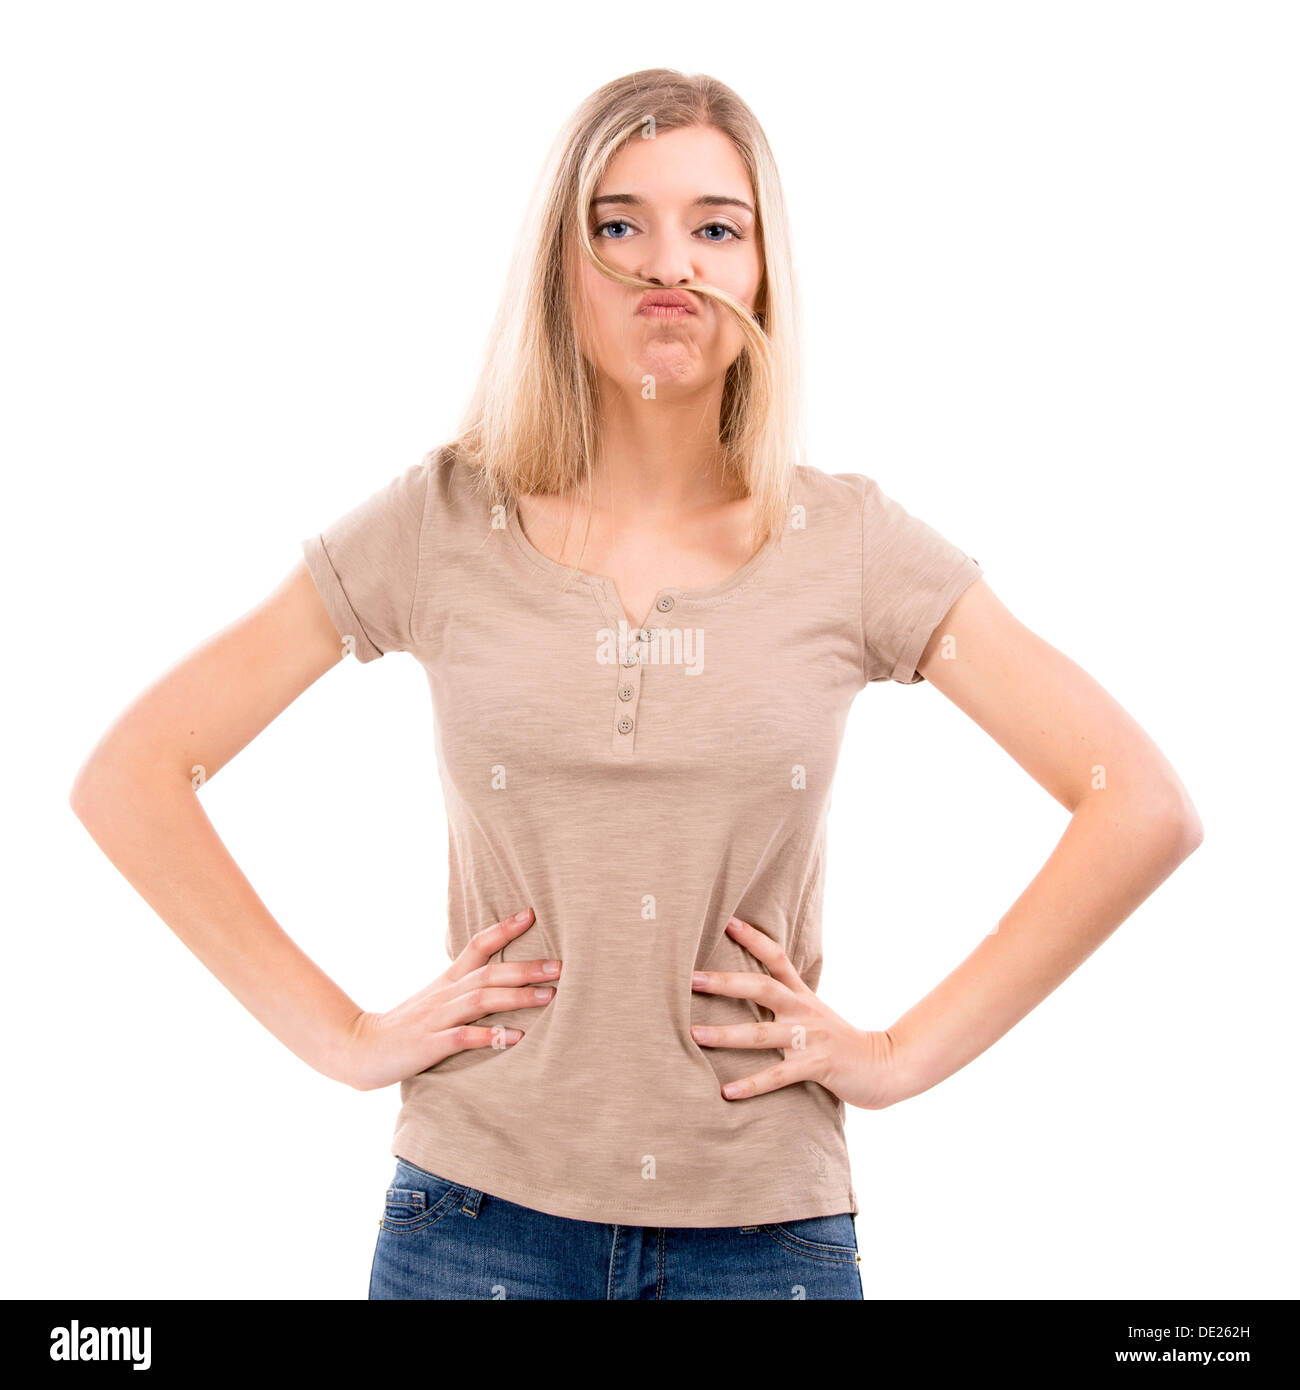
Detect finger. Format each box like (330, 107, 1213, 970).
(434, 1023, 525, 1056)
(446, 983, 556, 1026)
(469, 958, 562, 987)
(718, 1054, 819, 1100)
(691, 967, 788, 1013)
(725, 916, 805, 993)
(690, 1020, 815, 1050)
(446, 908, 536, 982)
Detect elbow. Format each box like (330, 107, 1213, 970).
(68, 756, 107, 830)
(69, 750, 129, 832)
(69, 754, 92, 819)
(1146, 781, 1204, 862)
(71, 744, 192, 833)
(1178, 803, 1205, 857)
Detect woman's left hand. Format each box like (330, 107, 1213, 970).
(690, 916, 898, 1110)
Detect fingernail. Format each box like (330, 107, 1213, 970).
(691, 1026, 708, 1040)
(692, 971, 708, 987)
(722, 1083, 741, 1099)
(512, 910, 531, 923)
(541, 961, 560, 974)
(534, 987, 554, 1000)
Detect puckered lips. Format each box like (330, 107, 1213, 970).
(636, 288, 698, 320)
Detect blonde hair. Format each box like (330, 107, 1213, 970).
(452, 68, 803, 557)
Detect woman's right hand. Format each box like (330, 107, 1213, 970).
(343, 908, 559, 1091)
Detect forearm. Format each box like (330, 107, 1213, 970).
(879, 787, 1202, 1106)
(70, 767, 362, 1085)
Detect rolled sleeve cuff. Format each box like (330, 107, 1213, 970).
(301, 534, 384, 663)
(890, 554, 984, 684)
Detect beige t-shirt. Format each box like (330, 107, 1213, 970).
(301, 446, 983, 1227)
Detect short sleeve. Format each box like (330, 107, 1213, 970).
(859, 476, 983, 685)
(300, 458, 431, 662)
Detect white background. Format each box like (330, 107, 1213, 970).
(4, 1, 1295, 1299)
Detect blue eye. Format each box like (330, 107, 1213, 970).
(699, 223, 738, 242)
(596, 221, 632, 239)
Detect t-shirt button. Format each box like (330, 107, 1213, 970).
(656, 595, 675, 612)
(617, 716, 634, 735)
(618, 685, 635, 701)
(622, 652, 639, 667)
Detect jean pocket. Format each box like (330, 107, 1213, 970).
(759, 1213, 859, 1263)
(379, 1158, 470, 1233)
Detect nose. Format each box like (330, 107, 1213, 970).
(636, 233, 696, 291)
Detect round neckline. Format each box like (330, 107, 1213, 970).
(504, 494, 783, 612)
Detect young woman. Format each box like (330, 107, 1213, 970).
(70, 69, 1203, 1301)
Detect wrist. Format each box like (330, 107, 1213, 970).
(862, 1026, 916, 1110)
(320, 1008, 371, 1089)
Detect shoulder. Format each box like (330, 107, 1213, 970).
(414, 442, 500, 535)
(797, 464, 973, 554)
(788, 464, 877, 542)
(793, 463, 875, 508)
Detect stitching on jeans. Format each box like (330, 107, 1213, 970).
(768, 1219, 856, 1253)
(379, 1185, 463, 1233)
(607, 1225, 620, 1301)
(760, 1223, 857, 1264)
(385, 1187, 425, 1209)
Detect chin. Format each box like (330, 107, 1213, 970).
(630, 344, 712, 391)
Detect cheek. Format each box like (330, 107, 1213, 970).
(712, 256, 762, 339)
(574, 263, 625, 353)
(723, 246, 763, 310)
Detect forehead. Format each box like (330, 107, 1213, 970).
(595, 125, 754, 203)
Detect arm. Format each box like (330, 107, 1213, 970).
(868, 576, 1203, 1106)
(69, 561, 556, 1089)
(692, 577, 1203, 1108)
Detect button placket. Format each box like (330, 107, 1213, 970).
(610, 646, 644, 756)
(607, 592, 678, 759)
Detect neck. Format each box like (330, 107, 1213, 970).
(587, 377, 739, 516)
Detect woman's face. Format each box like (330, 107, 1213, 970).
(574, 124, 763, 398)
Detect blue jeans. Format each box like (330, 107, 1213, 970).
(369, 1155, 864, 1300)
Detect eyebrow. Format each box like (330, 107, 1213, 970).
(591, 194, 755, 216)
